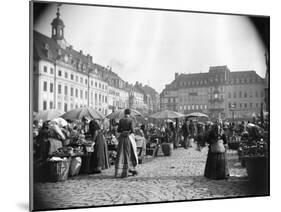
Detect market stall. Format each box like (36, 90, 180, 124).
(149, 110, 185, 156)
(33, 107, 109, 182)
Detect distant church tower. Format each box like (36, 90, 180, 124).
(51, 6, 66, 48)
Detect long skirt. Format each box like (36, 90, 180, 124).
(91, 133, 109, 172)
(182, 135, 189, 149)
(115, 135, 138, 178)
(204, 149, 229, 180)
(173, 132, 179, 149)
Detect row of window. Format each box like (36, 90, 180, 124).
(174, 77, 261, 88)
(43, 81, 108, 103)
(228, 90, 264, 99)
(161, 90, 264, 103)
(229, 102, 263, 109)
(179, 104, 208, 111)
(43, 65, 107, 90)
(42, 100, 108, 114)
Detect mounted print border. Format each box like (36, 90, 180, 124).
(30, 1, 270, 211)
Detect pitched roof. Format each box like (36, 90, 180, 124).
(33, 30, 101, 76)
(162, 67, 265, 92)
(142, 85, 159, 97)
(229, 71, 263, 79)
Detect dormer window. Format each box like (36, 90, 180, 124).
(44, 43, 49, 50)
(64, 54, 68, 63)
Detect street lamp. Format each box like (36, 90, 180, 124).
(230, 103, 236, 122)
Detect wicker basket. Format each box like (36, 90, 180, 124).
(47, 159, 70, 182)
(161, 143, 173, 156)
(69, 157, 82, 177)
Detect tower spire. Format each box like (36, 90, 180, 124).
(56, 6, 60, 18)
(51, 4, 65, 46)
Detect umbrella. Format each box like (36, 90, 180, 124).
(50, 117, 68, 127)
(185, 112, 209, 118)
(247, 123, 263, 129)
(106, 108, 142, 121)
(34, 109, 62, 121)
(61, 107, 105, 121)
(149, 110, 185, 119)
(166, 119, 174, 123)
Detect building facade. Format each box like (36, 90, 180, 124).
(33, 8, 160, 116)
(160, 65, 266, 120)
(33, 8, 122, 115)
(126, 84, 145, 111)
(33, 7, 164, 116)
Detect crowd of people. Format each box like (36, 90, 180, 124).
(33, 108, 268, 181)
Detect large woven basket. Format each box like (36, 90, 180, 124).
(47, 159, 70, 182)
(161, 143, 173, 156)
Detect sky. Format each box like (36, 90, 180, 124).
(34, 3, 267, 93)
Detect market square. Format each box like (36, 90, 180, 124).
(31, 2, 269, 211)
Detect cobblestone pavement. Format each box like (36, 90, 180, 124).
(34, 146, 259, 210)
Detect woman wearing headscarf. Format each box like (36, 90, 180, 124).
(204, 120, 229, 180)
(115, 108, 138, 177)
(89, 119, 109, 174)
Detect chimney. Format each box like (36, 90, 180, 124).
(87, 54, 92, 63)
(175, 72, 179, 79)
(69, 45, 73, 50)
(79, 50, 83, 55)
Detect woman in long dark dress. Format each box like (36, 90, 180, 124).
(169, 122, 176, 147)
(204, 122, 229, 180)
(89, 120, 109, 174)
(115, 109, 138, 178)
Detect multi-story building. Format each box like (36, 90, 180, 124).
(160, 65, 265, 120)
(125, 84, 144, 111)
(134, 82, 160, 114)
(33, 8, 126, 115)
(107, 85, 129, 113)
(99, 66, 129, 113)
(33, 7, 161, 116)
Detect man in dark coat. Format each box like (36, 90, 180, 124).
(181, 118, 189, 149)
